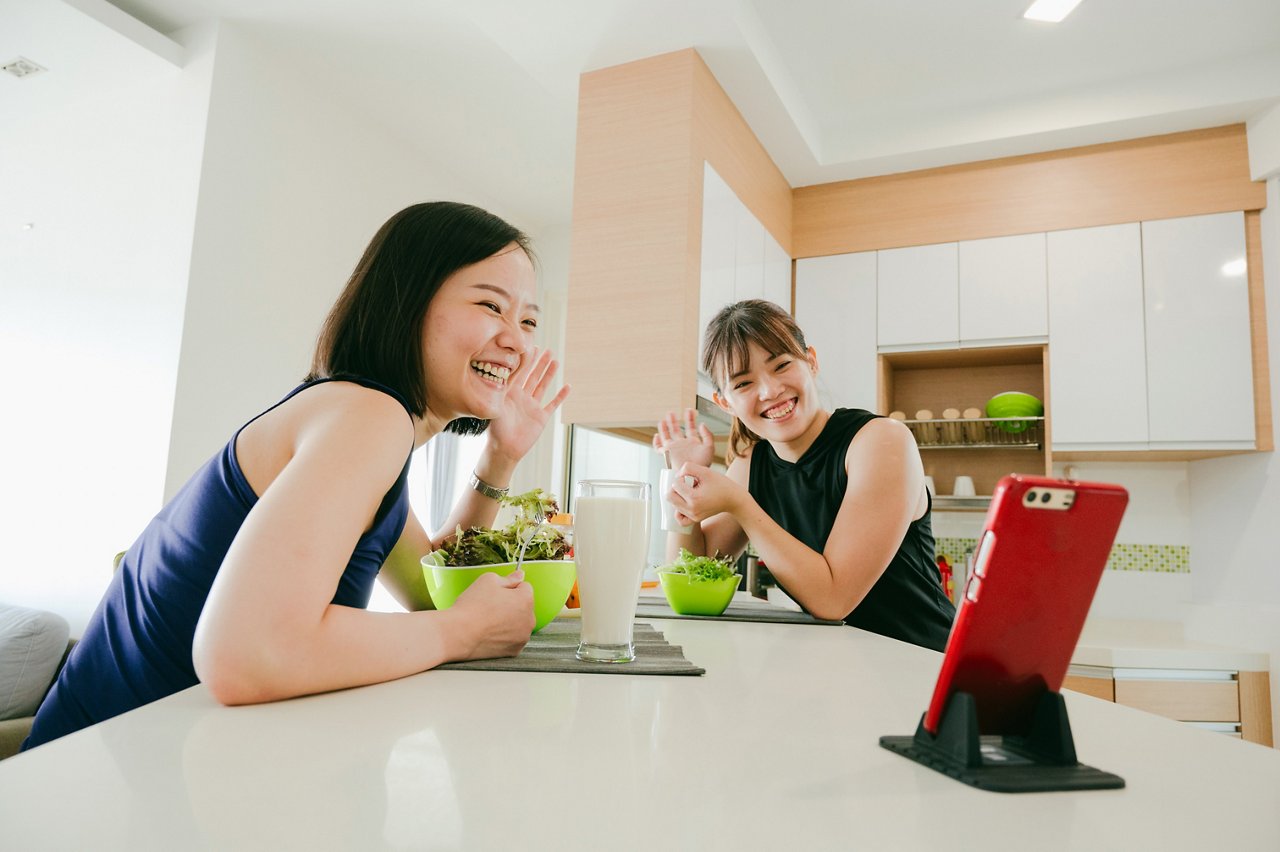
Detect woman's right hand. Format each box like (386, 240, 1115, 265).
(446, 570, 535, 660)
(653, 408, 715, 470)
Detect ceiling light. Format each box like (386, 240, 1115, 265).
(1024, 0, 1084, 23)
(2, 57, 46, 79)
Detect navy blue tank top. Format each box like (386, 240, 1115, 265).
(748, 408, 955, 651)
(23, 377, 414, 749)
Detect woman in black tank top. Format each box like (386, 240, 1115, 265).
(653, 300, 954, 651)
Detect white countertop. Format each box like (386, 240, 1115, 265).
(2, 612, 1278, 850)
(1074, 617, 1271, 671)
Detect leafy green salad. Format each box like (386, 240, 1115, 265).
(660, 548, 739, 582)
(427, 488, 570, 567)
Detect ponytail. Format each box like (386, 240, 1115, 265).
(726, 417, 761, 465)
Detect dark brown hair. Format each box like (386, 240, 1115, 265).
(308, 202, 531, 433)
(701, 299, 809, 462)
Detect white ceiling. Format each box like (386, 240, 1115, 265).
(5, 0, 1280, 229)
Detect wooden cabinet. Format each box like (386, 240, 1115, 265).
(1047, 223, 1149, 449)
(878, 346, 1050, 500)
(1064, 665, 1273, 746)
(877, 242, 958, 349)
(1142, 211, 1255, 448)
(795, 253, 878, 412)
(959, 232, 1048, 345)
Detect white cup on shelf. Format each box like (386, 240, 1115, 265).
(953, 475, 976, 498)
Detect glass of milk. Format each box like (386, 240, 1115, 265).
(574, 479, 651, 663)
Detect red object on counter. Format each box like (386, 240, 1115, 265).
(936, 554, 953, 600)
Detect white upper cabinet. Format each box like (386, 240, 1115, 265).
(877, 242, 959, 349)
(795, 253, 878, 412)
(1047, 223, 1149, 448)
(762, 229, 791, 312)
(1142, 211, 1254, 447)
(699, 161, 793, 399)
(959, 232, 1048, 345)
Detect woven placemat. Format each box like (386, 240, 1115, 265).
(634, 598, 843, 625)
(437, 620, 704, 675)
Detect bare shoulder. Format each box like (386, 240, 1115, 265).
(844, 415, 919, 470)
(294, 381, 414, 452)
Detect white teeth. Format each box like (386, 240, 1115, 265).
(470, 361, 511, 383)
(764, 399, 796, 420)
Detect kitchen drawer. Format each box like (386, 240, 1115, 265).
(1113, 672, 1239, 723)
(1064, 666, 1115, 702)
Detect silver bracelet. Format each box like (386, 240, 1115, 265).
(469, 472, 509, 501)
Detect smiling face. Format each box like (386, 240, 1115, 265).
(420, 243, 538, 429)
(713, 339, 825, 448)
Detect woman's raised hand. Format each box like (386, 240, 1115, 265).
(653, 408, 715, 470)
(485, 346, 571, 464)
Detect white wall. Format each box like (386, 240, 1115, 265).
(0, 24, 214, 634)
(1, 18, 570, 634)
(165, 22, 518, 497)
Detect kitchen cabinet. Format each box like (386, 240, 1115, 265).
(698, 162, 791, 399)
(878, 346, 1050, 502)
(958, 232, 1048, 344)
(1142, 211, 1254, 448)
(877, 242, 958, 349)
(1049, 212, 1256, 454)
(1047, 223, 1149, 448)
(795, 252, 878, 411)
(1064, 665, 1272, 746)
(879, 235, 1050, 351)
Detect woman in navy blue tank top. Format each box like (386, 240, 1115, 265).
(653, 300, 954, 651)
(24, 203, 569, 749)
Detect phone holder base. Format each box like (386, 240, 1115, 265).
(879, 691, 1124, 793)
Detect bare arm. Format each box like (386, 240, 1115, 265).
(193, 394, 534, 706)
(668, 418, 926, 621)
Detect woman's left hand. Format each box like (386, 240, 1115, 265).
(485, 347, 571, 463)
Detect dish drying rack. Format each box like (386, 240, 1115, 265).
(905, 416, 1044, 450)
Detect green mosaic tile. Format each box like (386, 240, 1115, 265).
(933, 537, 1189, 574)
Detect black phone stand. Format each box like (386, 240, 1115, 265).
(879, 690, 1124, 793)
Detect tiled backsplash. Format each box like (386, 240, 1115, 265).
(935, 537, 1191, 574)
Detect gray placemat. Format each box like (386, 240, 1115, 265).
(436, 620, 704, 675)
(634, 598, 843, 625)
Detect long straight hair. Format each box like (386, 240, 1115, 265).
(308, 202, 531, 433)
(701, 299, 809, 462)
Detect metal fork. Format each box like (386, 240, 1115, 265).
(514, 506, 546, 573)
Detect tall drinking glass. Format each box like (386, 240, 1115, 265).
(574, 479, 651, 663)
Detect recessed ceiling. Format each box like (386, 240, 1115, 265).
(5, 0, 1280, 229)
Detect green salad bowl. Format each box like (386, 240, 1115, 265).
(658, 571, 740, 616)
(421, 557, 576, 633)
(984, 391, 1044, 433)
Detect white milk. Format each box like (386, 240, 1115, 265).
(575, 495, 650, 645)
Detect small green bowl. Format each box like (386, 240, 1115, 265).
(421, 558, 576, 633)
(658, 572, 739, 616)
(984, 391, 1044, 433)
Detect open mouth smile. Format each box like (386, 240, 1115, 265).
(471, 360, 512, 387)
(761, 398, 797, 420)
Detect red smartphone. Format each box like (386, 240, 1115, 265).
(923, 474, 1128, 736)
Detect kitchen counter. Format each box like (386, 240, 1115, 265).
(1073, 617, 1270, 671)
(2, 617, 1278, 850)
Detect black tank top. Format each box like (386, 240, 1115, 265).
(747, 408, 955, 651)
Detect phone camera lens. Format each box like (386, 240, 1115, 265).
(1041, 491, 1053, 503)
(1025, 490, 1037, 502)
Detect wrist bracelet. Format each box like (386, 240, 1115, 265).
(469, 472, 509, 501)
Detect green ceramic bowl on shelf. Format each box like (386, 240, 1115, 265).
(658, 572, 739, 616)
(421, 557, 576, 633)
(984, 391, 1044, 433)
